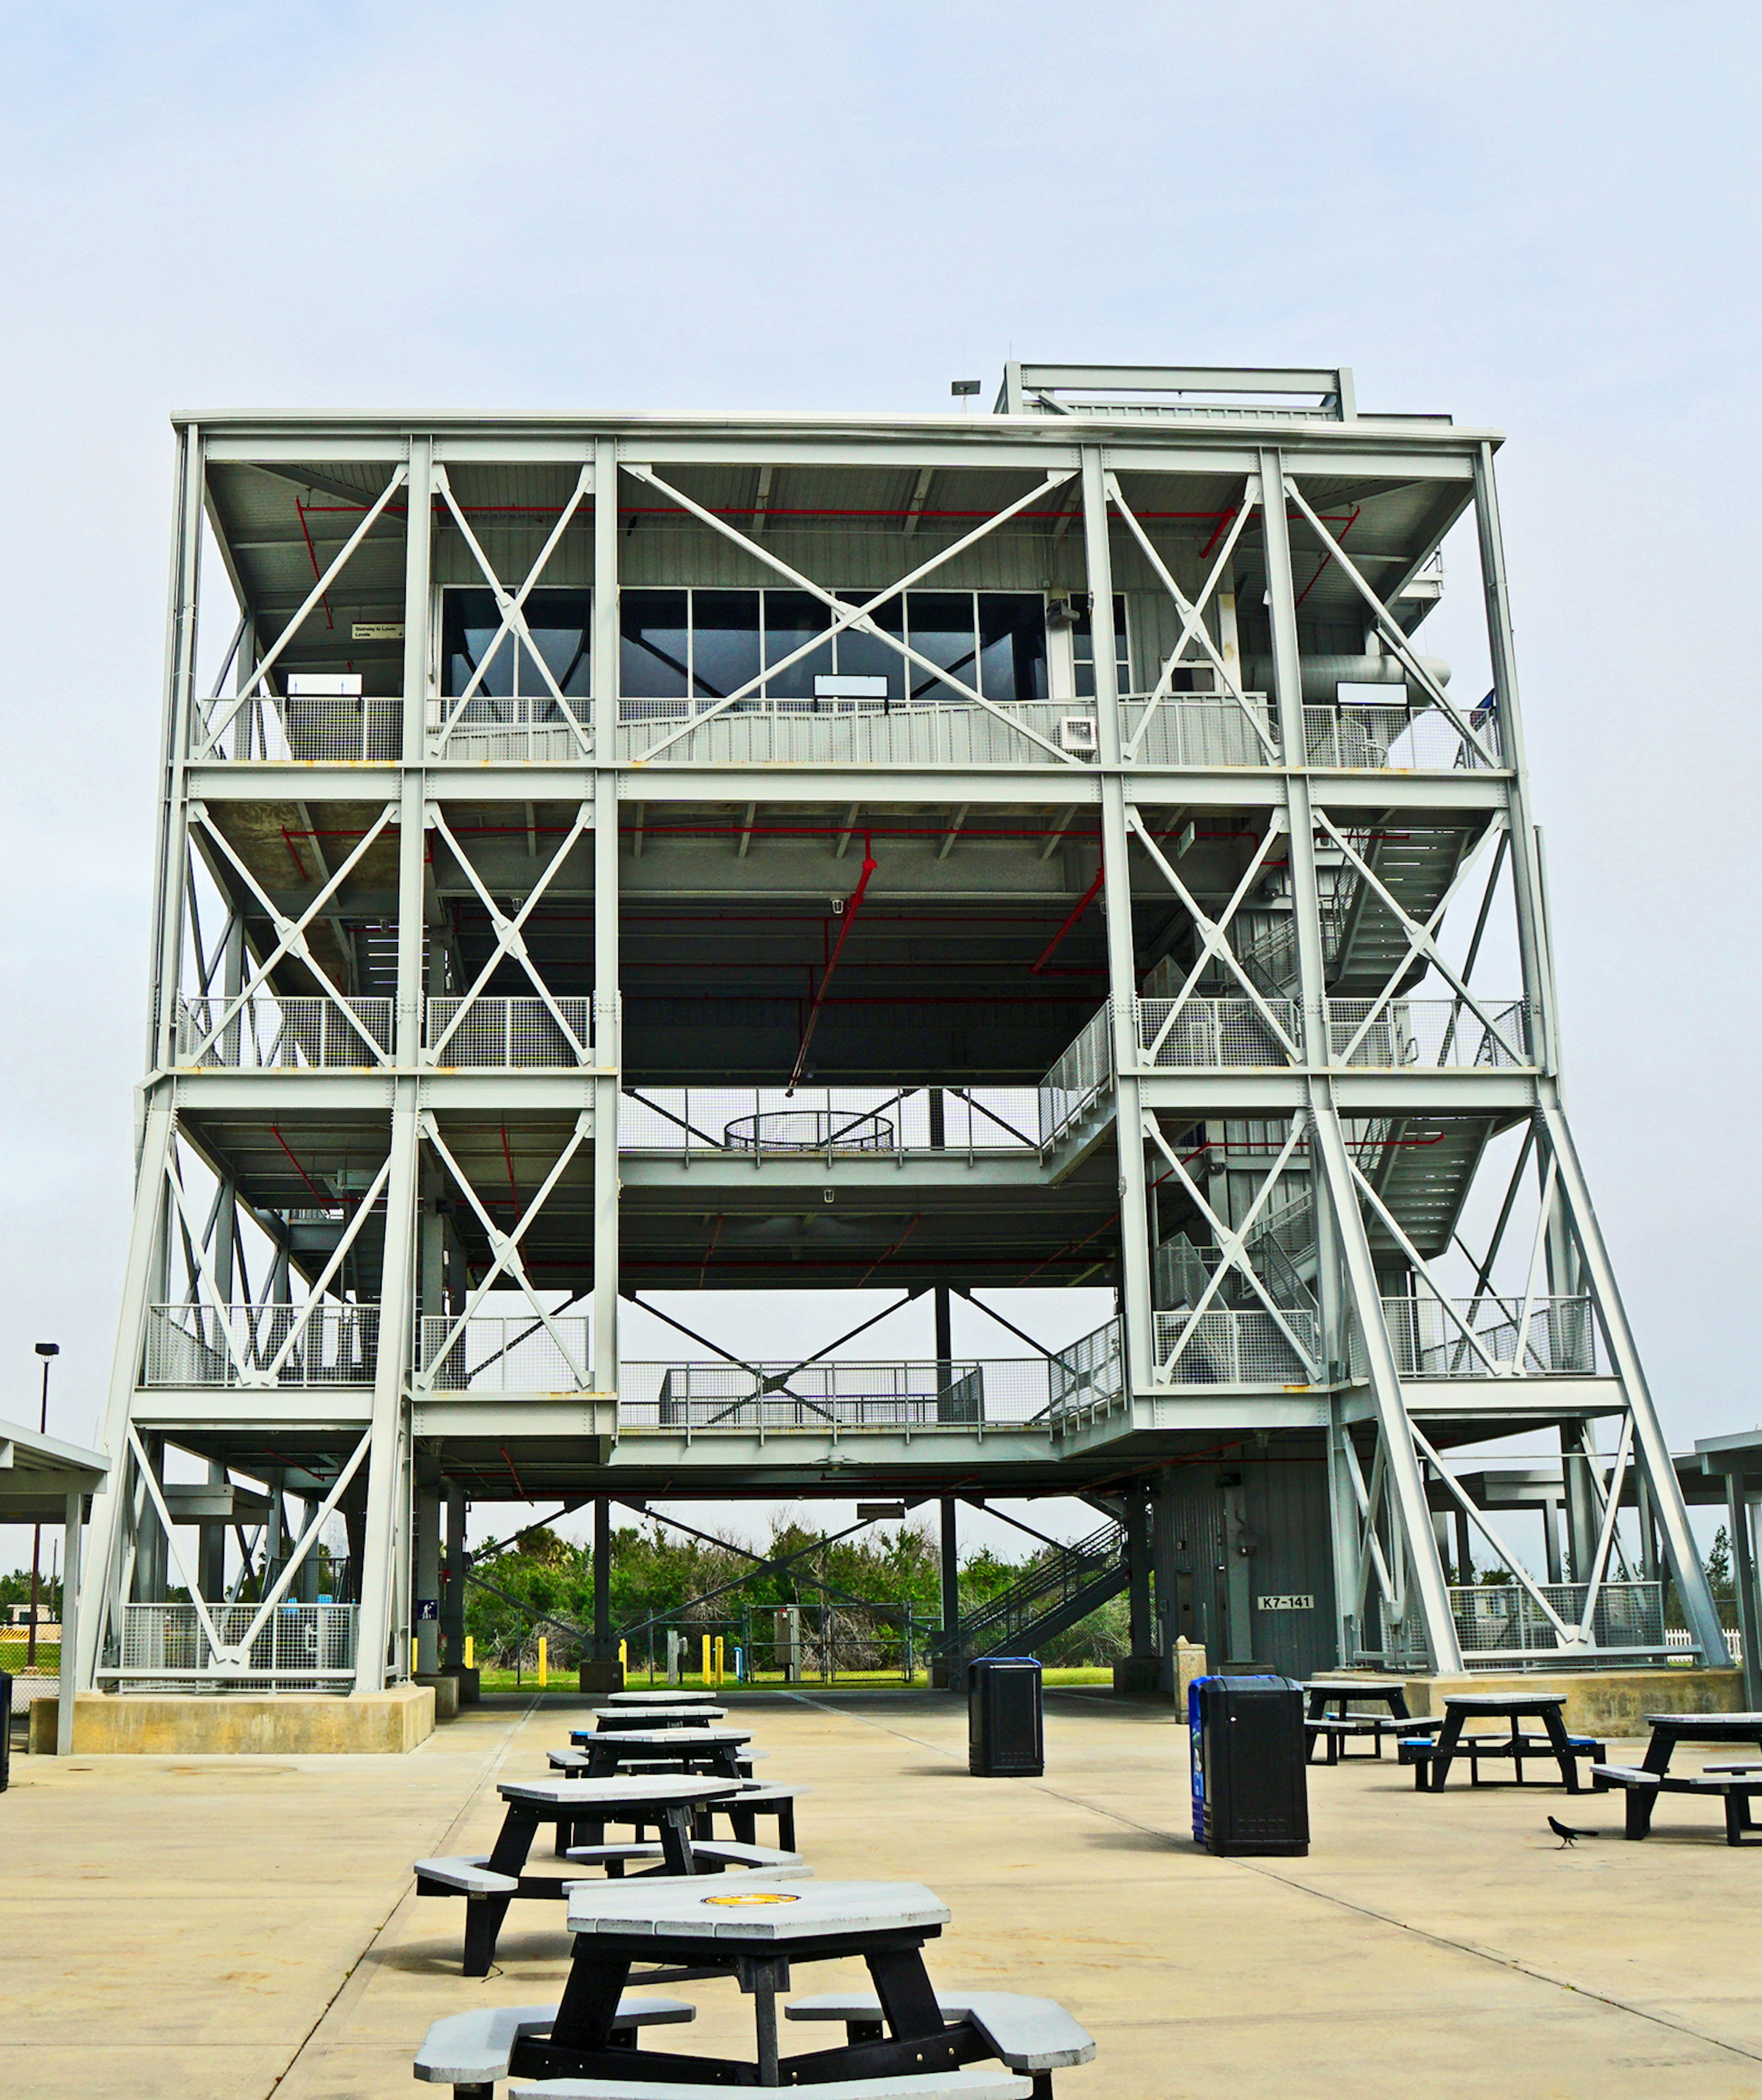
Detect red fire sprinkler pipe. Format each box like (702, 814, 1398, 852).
(1030, 863, 1104, 975)
(787, 838, 877, 1092)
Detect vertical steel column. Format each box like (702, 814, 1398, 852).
(415, 1472, 440, 1675)
(150, 424, 203, 1076)
(594, 1497, 613, 1662)
(78, 1092, 178, 1688)
(591, 437, 621, 1399)
(1261, 448, 1462, 1673)
(1080, 447, 1154, 1393)
(1126, 1482, 1154, 1660)
(939, 1496, 960, 1677)
(354, 436, 432, 1693)
(57, 1491, 82, 1755)
(442, 1482, 467, 1668)
(1723, 1474, 1762, 1710)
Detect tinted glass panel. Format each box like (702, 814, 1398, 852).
(1073, 594, 1131, 698)
(978, 594, 1049, 702)
(621, 590, 689, 699)
(442, 588, 591, 698)
(833, 591, 905, 698)
(764, 591, 833, 700)
(904, 591, 976, 701)
(691, 590, 761, 700)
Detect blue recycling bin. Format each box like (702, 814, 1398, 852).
(1189, 1673, 1309, 1856)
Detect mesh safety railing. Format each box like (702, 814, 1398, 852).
(194, 694, 403, 763)
(616, 696, 1081, 768)
(426, 696, 591, 764)
(1123, 693, 1276, 767)
(107, 1601, 358, 1688)
(1446, 1582, 1665, 1664)
(1038, 1003, 1115, 1145)
(417, 1314, 593, 1393)
(176, 994, 394, 1069)
(1043, 1319, 1129, 1432)
(618, 1086, 1038, 1160)
(618, 1358, 1058, 1436)
(1301, 702, 1502, 772)
(1325, 998, 1530, 1069)
(142, 1303, 379, 1387)
(1371, 1296, 1597, 1378)
(950, 1519, 1128, 1661)
(424, 997, 593, 1067)
(1154, 1308, 1320, 1386)
(1134, 995, 1300, 1067)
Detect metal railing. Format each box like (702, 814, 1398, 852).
(1375, 1296, 1596, 1378)
(1038, 1003, 1115, 1145)
(142, 1303, 379, 1387)
(1125, 693, 1276, 767)
(176, 994, 394, 1069)
(947, 1519, 1128, 1663)
(417, 1314, 593, 1393)
(1302, 702, 1502, 772)
(424, 996, 593, 1067)
(616, 696, 1084, 769)
(1135, 995, 1299, 1067)
(1449, 1581, 1665, 1664)
(1326, 998, 1530, 1069)
(426, 696, 591, 764)
(619, 1086, 1039, 1161)
(106, 1601, 357, 1687)
(1154, 1307, 1320, 1386)
(618, 1358, 1059, 1438)
(1043, 1319, 1130, 1433)
(194, 693, 403, 763)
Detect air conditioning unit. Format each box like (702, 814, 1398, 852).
(1059, 714, 1099, 756)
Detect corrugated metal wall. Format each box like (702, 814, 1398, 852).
(1155, 1459, 1337, 1678)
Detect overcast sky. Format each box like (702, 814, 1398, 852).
(1, 3, 1757, 1569)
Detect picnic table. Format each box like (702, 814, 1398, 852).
(567, 1725, 752, 1779)
(413, 1775, 746, 1975)
(586, 1703, 727, 1730)
(1405, 1693, 1601, 1794)
(608, 1688, 724, 1707)
(1302, 1680, 1439, 1765)
(416, 1875, 1093, 2096)
(1592, 1712, 1762, 1844)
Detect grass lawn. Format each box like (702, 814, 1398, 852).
(470, 1663, 1117, 1694)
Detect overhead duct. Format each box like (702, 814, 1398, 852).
(1244, 653, 1451, 703)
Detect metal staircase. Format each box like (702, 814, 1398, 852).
(1357, 1113, 1494, 1259)
(1328, 827, 1473, 993)
(943, 1518, 1129, 1669)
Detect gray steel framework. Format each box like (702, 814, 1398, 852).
(77, 364, 1728, 1698)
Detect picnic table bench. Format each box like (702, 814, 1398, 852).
(413, 1775, 803, 1975)
(1302, 1680, 1443, 1766)
(1399, 1693, 1600, 1793)
(414, 1876, 1091, 2099)
(1589, 1712, 1762, 1843)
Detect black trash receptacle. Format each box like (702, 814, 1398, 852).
(969, 1656, 1043, 1776)
(0, 1671, 12, 1793)
(1188, 1673, 1308, 1855)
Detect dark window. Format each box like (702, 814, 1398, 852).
(442, 587, 591, 699)
(978, 594, 1049, 703)
(833, 591, 906, 698)
(621, 590, 689, 699)
(690, 591, 761, 700)
(1073, 594, 1131, 698)
(904, 591, 977, 701)
(764, 591, 833, 700)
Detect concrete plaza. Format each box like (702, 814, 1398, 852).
(5, 1688, 1761, 2098)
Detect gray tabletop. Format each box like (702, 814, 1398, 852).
(565, 1876, 948, 1941)
(500, 1775, 741, 1809)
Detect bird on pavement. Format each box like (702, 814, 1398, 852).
(1548, 1816, 1601, 1848)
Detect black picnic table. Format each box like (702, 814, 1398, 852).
(567, 1725, 752, 1779)
(1416, 1693, 1599, 1794)
(1640, 1711, 1762, 1773)
(510, 1878, 968, 2089)
(1302, 1680, 1437, 1765)
(585, 1703, 727, 1731)
(420, 1775, 741, 1975)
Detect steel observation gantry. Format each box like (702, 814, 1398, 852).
(77, 363, 1729, 1703)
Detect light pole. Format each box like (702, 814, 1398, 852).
(27, 1344, 58, 1668)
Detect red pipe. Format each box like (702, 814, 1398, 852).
(786, 838, 877, 1090)
(1029, 866, 1104, 975)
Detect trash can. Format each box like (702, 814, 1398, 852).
(0, 1672, 12, 1793)
(1188, 1673, 1308, 1855)
(969, 1656, 1044, 1776)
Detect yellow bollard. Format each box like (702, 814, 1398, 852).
(701, 1634, 711, 1684)
(714, 1635, 725, 1685)
(464, 1634, 474, 1669)
(537, 1636, 548, 1688)
(619, 1638, 628, 1676)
